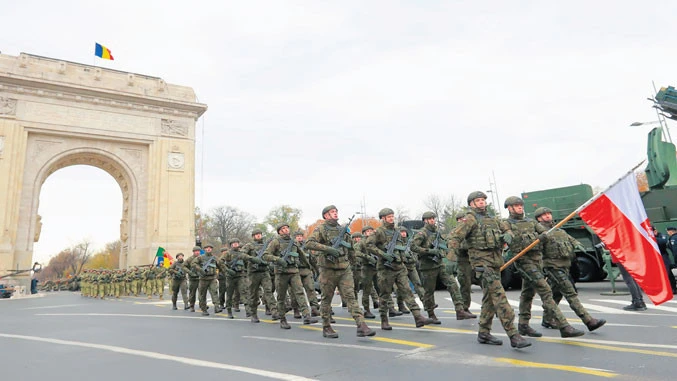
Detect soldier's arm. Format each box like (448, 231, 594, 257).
(262, 239, 279, 263)
(297, 245, 311, 268)
(304, 229, 329, 251)
(447, 214, 476, 249)
(365, 230, 387, 258)
(410, 231, 429, 255)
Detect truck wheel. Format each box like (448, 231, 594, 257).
(576, 257, 598, 282)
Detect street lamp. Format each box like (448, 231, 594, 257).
(629, 120, 673, 143)
(629, 121, 660, 127)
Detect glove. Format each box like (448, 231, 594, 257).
(276, 258, 288, 267)
(427, 248, 442, 257)
(538, 233, 548, 242)
(249, 257, 264, 265)
(226, 268, 237, 276)
(447, 261, 458, 276)
(383, 252, 396, 263)
(502, 233, 513, 245)
(325, 247, 342, 257)
(368, 256, 377, 266)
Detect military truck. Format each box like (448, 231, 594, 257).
(500, 86, 677, 289)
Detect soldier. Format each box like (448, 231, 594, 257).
(217, 247, 229, 311)
(184, 246, 202, 312)
(348, 232, 363, 301)
(503, 196, 584, 338)
(190, 243, 226, 316)
(242, 228, 279, 323)
(291, 231, 321, 317)
(305, 206, 375, 338)
(350, 232, 374, 318)
(222, 238, 249, 318)
(155, 264, 167, 300)
(263, 223, 319, 329)
(168, 253, 190, 310)
(354, 226, 380, 316)
(534, 207, 607, 332)
(454, 210, 475, 314)
(144, 265, 157, 298)
(448, 191, 530, 348)
(410, 211, 476, 323)
(365, 208, 434, 330)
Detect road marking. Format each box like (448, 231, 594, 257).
(242, 336, 408, 354)
(539, 337, 677, 357)
(298, 326, 323, 332)
(0, 333, 316, 381)
(495, 358, 617, 378)
(370, 337, 434, 349)
(21, 304, 83, 310)
(592, 299, 677, 313)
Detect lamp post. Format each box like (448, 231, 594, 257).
(629, 120, 673, 143)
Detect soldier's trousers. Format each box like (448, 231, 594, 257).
(188, 277, 200, 307)
(171, 279, 188, 306)
(477, 266, 517, 336)
(516, 262, 569, 328)
(131, 280, 139, 295)
(377, 267, 421, 318)
(457, 255, 473, 310)
(543, 267, 592, 324)
(113, 282, 120, 298)
(124, 281, 131, 296)
(198, 277, 219, 312)
(247, 271, 277, 316)
(145, 279, 157, 296)
(351, 265, 361, 299)
(217, 276, 227, 307)
(98, 284, 106, 298)
(291, 268, 319, 310)
(320, 267, 364, 326)
(276, 272, 309, 318)
(420, 266, 465, 312)
(155, 279, 164, 298)
(226, 275, 248, 309)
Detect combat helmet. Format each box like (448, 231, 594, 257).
(421, 211, 436, 221)
(251, 228, 263, 236)
(378, 208, 394, 219)
(276, 222, 290, 233)
(504, 196, 524, 209)
(362, 226, 375, 233)
(228, 238, 240, 245)
(351, 232, 363, 239)
(322, 205, 338, 218)
(534, 207, 553, 219)
(467, 191, 487, 205)
(192, 246, 202, 252)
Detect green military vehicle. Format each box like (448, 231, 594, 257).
(501, 86, 677, 290)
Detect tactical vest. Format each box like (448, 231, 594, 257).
(277, 237, 300, 267)
(543, 228, 574, 260)
(202, 255, 218, 276)
(506, 216, 542, 253)
(229, 250, 246, 272)
(467, 211, 503, 250)
(321, 223, 351, 259)
(249, 241, 268, 272)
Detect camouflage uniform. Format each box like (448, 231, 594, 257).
(291, 235, 320, 315)
(184, 248, 202, 311)
(217, 248, 229, 309)
(539, 217, 606, 331)
(155, 266, 166, 299)
(411, 220, 475, 321)
(168, 256, 189, 309)
(306, 213, 374, 338)
(190, 246, 226, 315)
(144, 267, 157, 298)
(241, 234, 278, 322)
(456, 222, 474, 311)
(365, 211, 433, 330)
(222, 242, 249, 317)
(447, 202, 526, 346)
(263, 225, 318, 329)
(353, 228, 380, 311)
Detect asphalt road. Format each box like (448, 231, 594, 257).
(1, 282, 674, 381)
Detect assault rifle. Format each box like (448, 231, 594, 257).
(383, 228, 401, 269)
(251, 239, 272, 271)
(326, 214, 356, 263)
(201, 255, 216, 274)
(430, 231, 442, 263)
(279, 238, 297, 266)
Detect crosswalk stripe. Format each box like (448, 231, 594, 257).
(592, 299, 677, 313)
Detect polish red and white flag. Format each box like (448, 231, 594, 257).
(578, 172, 673, 305)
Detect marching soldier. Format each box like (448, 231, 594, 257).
(168, 253, 190, 310)
(242, 228, 279, 323)
(455, 210, 475, 313)
(217, 247, 229, 311)
(291, 231, 320, 317)
(184, 246, 202, 312)
(410, 211, 476, 323)
(156, 264, 167, 300)
(447, 191, 530, 348)
(354, 226, 380, 317)
(222, 238, 249, 318)
(263, 223, 319, 329)
(534, 207, 607, 332)
(305, 206, 375, 338)
(365, 208, 434, 330)
(503, 196, 584, 338)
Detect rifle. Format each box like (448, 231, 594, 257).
(430, 231, 443, 263)
(402, 231, 417, 264)
(201, 255, 216, 274)
(251, 239, 272, 271)
(383, 228, 401, 269)
(279, 237, 297, 266)
(326, 214, 356, 263)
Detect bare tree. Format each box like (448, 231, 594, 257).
(207, 206, 257, 245)
(70, 239, 93, 275)
(394, 206, 410, 226)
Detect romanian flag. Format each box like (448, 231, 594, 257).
(94, 43, 114, 60)
(163, 252, 174, 268)
(155, 247, 165, 266)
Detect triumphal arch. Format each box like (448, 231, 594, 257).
(0, 53, 207, 286)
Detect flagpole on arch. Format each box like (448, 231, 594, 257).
(500, 159, 647, 272)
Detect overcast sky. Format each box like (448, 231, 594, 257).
(2, 1, 675, 264)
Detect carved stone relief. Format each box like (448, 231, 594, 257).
(167, 152, 185, 170)
(161, 119, 188, 136)
(0, 97, 17, 116)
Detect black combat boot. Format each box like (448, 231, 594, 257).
(226, 308, 234, 319)
(201, 310, 209, 316)
(373, 301, 379, 309)
(518, 323, 543, 337)
(463, 308, 477, 318)
(427, 311, 441, 324)
(341, 300, 347, 308)
(250, 313, 260, 323)
(510, 334, 531, 348)
(215, 306, 223, 313)
(357, 322, 376, 337)
(456, 310, 476, 320)
(184, 304, 190, 310)
(560, 325, 585, 338)
(363, 308, 375, 319)
(380, 316, 392, 330)
(398, 302, 410, 314)
(293, 308, 302, 319)
(388, 307, 403, 317)
(280, 317, 291, 329)
(585, 318, 607, 332)
(541, 318, 557, 329)
(323, 325, 339, 339)
(330, 316, 336, 323)
(265, 305, 272, 315)
(303, 314, 319, 324)
(172, 304, 178, 310)
(311, 306, 320, 317)
(271, 312, 280, 321)
(414, 314, 435, 327)
(190, 304, 195, 312)
(478, 332, 502, 345)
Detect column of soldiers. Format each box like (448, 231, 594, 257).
(50, 194, 609, 349)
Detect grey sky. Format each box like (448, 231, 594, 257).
(2, 1, 675, 263)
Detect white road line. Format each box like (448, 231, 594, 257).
(0, 333, 316, 381)
(592, 299, 677, 313)
(242, 336, 409, 354)
(21, 304, 84, 310)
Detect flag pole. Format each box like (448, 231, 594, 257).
(500, 159, 646, 272)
